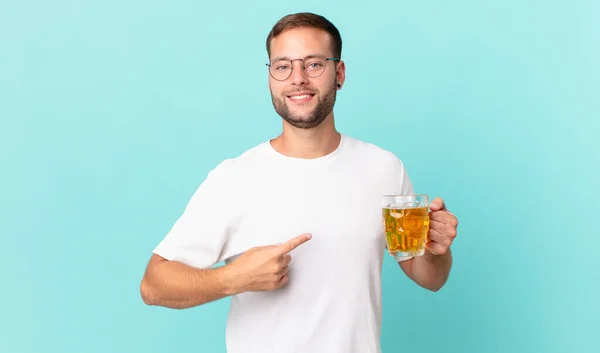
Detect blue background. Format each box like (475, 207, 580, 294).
(1, 1, 598, 352)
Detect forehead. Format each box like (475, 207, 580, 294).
(269, 27, 333, 60)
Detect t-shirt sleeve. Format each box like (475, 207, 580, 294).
(152, 161, 236, 269)
(392, 156, 414, 195)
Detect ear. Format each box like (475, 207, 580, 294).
(336, 60, 346, 89)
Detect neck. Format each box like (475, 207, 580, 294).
(270, 114, 341, 159)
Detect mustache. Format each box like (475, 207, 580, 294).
(282, 88, 318, 95)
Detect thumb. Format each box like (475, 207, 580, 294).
(429, 197, 446, 211)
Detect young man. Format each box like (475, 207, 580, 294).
(140, 12, 459, 353)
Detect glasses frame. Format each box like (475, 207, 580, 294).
(266, 55, 340, 81)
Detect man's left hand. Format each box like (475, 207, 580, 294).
(426, 197, 458, 255)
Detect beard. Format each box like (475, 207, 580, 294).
(270, 81, 337, 129)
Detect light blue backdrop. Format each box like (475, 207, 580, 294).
(1, 1, 598, 352)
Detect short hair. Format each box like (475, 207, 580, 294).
(266, 12, 342, 59)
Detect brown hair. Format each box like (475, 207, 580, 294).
(266, 12, 342, 59)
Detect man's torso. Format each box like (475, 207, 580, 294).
(217, 136, 404, 353)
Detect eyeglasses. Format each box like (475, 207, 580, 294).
(266, 55, 340, 81)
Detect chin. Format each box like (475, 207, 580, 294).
(283, 114, 327, 129)
(272, 93, 333, 129)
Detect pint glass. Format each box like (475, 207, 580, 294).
(381, 194, 430, 257)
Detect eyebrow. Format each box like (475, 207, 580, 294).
(270, 53, 326, 62)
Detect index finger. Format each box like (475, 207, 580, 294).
(277, 233, 312, 254)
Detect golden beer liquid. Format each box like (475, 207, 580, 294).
(382, 206, 430, 253)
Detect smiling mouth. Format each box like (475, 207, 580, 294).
(286, 92, 315, 103)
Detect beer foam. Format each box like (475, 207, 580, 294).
(386, 202, 422, 209)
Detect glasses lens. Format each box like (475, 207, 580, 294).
(303, 57, 326, 77)
(270, 59, 292, 81)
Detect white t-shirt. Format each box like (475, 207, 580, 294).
(153, 134, 415, 353)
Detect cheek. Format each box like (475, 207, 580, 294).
(269, 85, 283, 97)
(318, 77, 337, 91)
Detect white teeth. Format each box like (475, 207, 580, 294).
(290, 94, 311, 100)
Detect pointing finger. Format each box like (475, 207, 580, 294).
(278, 233, 312, 254)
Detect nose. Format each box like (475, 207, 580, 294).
(289, 59, 308, 86)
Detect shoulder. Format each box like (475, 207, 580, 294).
(342, 135, 414, 194)
(205, 141, 271, 179)
(342, 134, 408, 171)
(186, 141, 270, 203)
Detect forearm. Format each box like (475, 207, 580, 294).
(405, 248, 452, 292)
(140, 259, 238, 309)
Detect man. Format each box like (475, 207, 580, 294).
(140, 12, 459, 353)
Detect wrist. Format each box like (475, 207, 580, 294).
(424, 248, 440, 261)
(422, 247, 451, 263)
(217, 263, 245, 296)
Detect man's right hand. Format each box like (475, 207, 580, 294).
(227, 233, 312, 293)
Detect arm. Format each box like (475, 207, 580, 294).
(399, 248, 452, 292)
(140, 233, 312, 309)
(140, 254, 237, 309)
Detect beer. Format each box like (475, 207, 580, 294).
(382, 198, 430, 256)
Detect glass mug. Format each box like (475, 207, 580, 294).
(381, 194, 430, 257)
